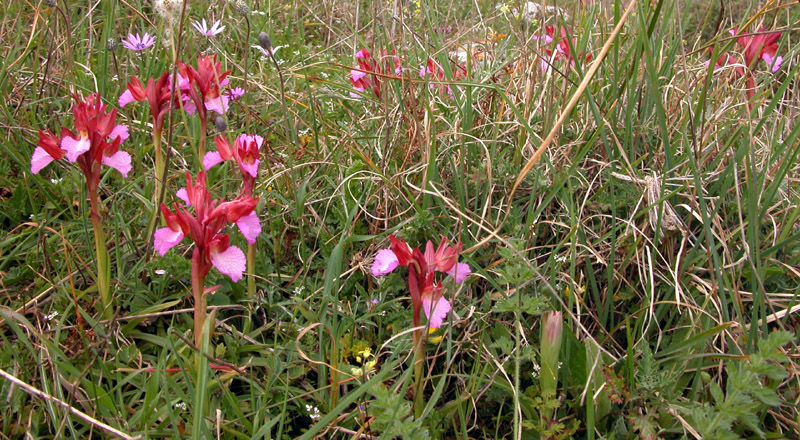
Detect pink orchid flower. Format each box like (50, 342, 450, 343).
(730, 27, 783, 72)
(32, 94, 131, 214)
(154, 172, 258, 281)
(372, 235, 470, 329)
(350, 48, 403, 99)
(419, 58, 468, 98)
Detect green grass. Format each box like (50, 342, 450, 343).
(1, 0, 799, 438)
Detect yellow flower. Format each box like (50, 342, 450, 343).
(427, 327, 443, 344)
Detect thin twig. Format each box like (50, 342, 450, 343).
(0, 367, 140, 440)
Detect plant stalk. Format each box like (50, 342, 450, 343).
(191, 247, 207, 351)
(412, 330, 425, 419)
(199, 117, 208, 162)
(90, 213, 112, 320)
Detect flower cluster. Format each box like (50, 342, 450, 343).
(535, 26, 592, 70)
(372, 235, 470, 329)
(706, 28, 782, 74)
(349, 48, 403, 99)
(204, 133, 263, 198)
(155, 172, 259, 281)
(32, 94, 131, 210)
(178, 54, 231, 119)
(419, 58, 468, 98)
(119, 72, 175, 133)
(731, 27, 782, 72)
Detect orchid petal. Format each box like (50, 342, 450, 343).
(154, 227, 184, 256)
(235, 210, 262, 244)
(351, 69, 368, 81)
(109, 125, 129, 143)
(446, 262, 471, 284)
(176, 188, 191, 206)
(182, 99, 197, 115)
(422, 295, 451, 329)
(763, 53, 783, 72)
(102, 150, 132, 177)
(118, 89, 136, 107)
(240, 159, 259, 178)
(211, 245, 246, 281)
(205, 95, 229, 115)
(203, 151, 226, 170)
(61, 135, 90, 162)
(371, 249, 399, 276)
(31, 147, 56, 174)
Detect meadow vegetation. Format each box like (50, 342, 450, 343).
(0, 0, 799, 438)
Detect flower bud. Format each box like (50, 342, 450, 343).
(214, 116, 227, 132)
(106, 38, 118, 52)
(539, 311, 563, 399)
(258, 32, 272, 51)
(234, 0, 249, 16)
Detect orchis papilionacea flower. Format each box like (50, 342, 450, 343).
(154, 172, 259, 281)
(371, 235, 471, 329)
(536, 26, 592, 70)
(122, 33, 156, 51)
(703, 51, 741, 73)
(31, 93, 130, 319)
(119, 72, 175, 134)
(730, 27, 783, 73)
(204, 134, 263, 197)
(178, 54, 231, 119)
(350, 48, 403, 99)
(192, 19, 226, 38)
(32, 94, 131, 207)
(419, 58, 468, 98)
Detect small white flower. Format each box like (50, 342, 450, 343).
(155, 269, 166, 275)
(174, 401, 188, 411)
(305, 404, 321, 420)
(45, 311, 59, 321)
(293, 285, 305, 295)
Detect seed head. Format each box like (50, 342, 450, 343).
(106, 38, 118, 52)
(44, 0, 57, 6)
(154, 0, 182, 24)
(214, 116, 227, 132)
(258, 32, 272, 51)
(234, 0, 249, 16)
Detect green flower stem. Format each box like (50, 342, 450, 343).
(199, 117, 207, 163)
(145, 130, 165, 247)
(153, 129, 164, 206)
(90, 213, 112, 320)
(247, 242, 256, 300)
(191, 247, 207, 351)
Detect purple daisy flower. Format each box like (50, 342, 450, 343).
(122, 33, 156, 51)
(225, 87, 245, 100)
